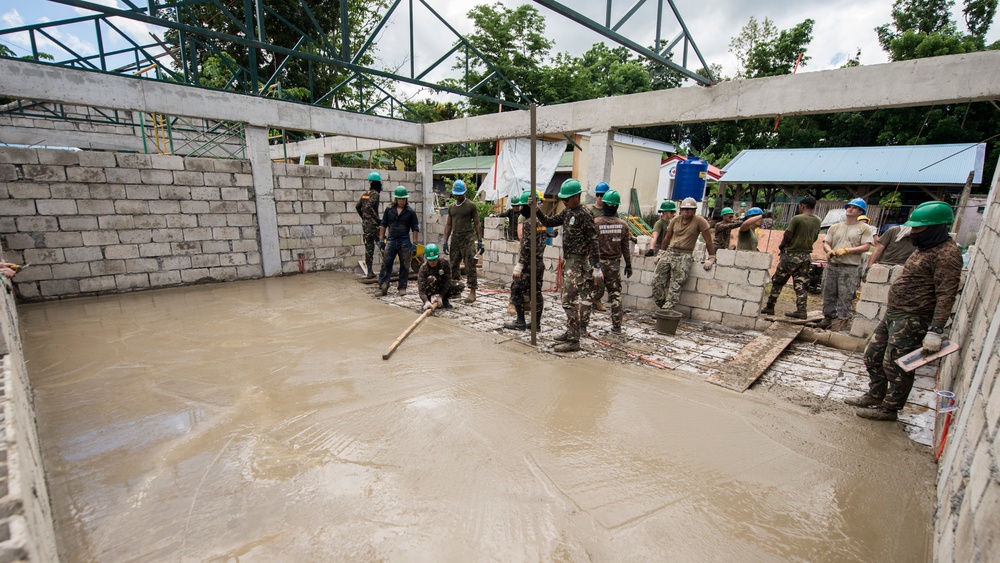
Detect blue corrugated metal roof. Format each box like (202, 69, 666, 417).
(720, 143, 986, 185)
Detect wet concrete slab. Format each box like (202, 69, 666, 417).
(22, 272, 935, 561)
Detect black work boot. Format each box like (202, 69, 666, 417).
(856, 406, 898, 421)
(379, 282, 389, 296)
(554, 340, 581, 353)
(504, 306, 527, 330)
(440, 297, 453, 309)
(554, 331, 573, 342)
(785, 310, 808, 320)
(760, 299, 776, 316)
(845, 394, 883, 408)
(809, 316, 834, 329)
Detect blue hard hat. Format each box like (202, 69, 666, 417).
(452, 180, 467, 195)
(595, 182, 610, 195)
(745, 207, 764, 217)
(845, 197, 867, 212)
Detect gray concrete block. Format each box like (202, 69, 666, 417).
(10, 183, 54, 201)
(80, 275, 117, 293)
(22, 164, 67, 182)
(82, 231, 121, 246)
(710, 296, 744, 314)
(748, 268, 770, 287)
(126, 185, 160, 199)
(36, 199, 79, 215)
(734, 250, 774, 270)
(52, 262, 91, 278)
(717, 249, 737, 267)
(40, 278, 81, 296)
(126, 258, 160, 273)
(278, 176, 303, 190)
(57, 216, 99, 231)
(0, 163, 17, 181)
(50, 183, 91, 199)
(855, 300, 882, 320)
(0, 147, 39, 164)
(233, 173, 253, 187)
(181, 200, 210, 214)
(185, 157, 216, 171)
(220, 253, 248, 266)
(24, 247, 66, 264)
(113, 200, 148, 215)
(213, 227, 241, 240)
(148, 200, 181, 214)
(848, 318, 879, 339)
(209, 201, 238, 213)
(202, 240, 231, 254)
(15, 216, 58, 231)
(210, 266, 239, 281)
(172, 170, 205, 186)
(198, 214, 228, 227)
(232, 240, 259, 252)
(115, 273, 150, 289)
(180, 268, 212, 282)
(116, 153, 151, 168)
(859, 283, 890, 303)
(729, 283, 764, 302)
(2, 232, 36, 250)
(118, 229, 153, 244)
(714, 266, 749, 284)
(105, 244, 140, 259)
(139, 242, 171, 257)
(160, 185, 191, 200)
(888, 264, 905, 283)
(866, 263, 891, 283)
(221, 187, 249, 201)
(183, 227, 213, 241)
(140, 169, 174, 185)
(741, 300, 764, 316)
(43, 231, 84, 247)
(721, 313, 757, 330)
(3, 199, 37, 216)
(150, 154, 185, 170)
(76, 151, 116, 167)
(149, 270, 183, 286)
(151, 228, 183, 243)
(678, 291, 711, 309)
(212, 159, 245, 173)
(697, 278, 728, 296)
(191, 187, 221, 200)
(205, 172, 235, 187)
(37, 148, 81, 166)
(227, 214, 254, 227)
(66, 166, 107, 183)
(89, 183, 126, 199)
(690, 308, 723, 323)
(172, 241, 202, 255)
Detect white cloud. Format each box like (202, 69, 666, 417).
(2, 8, 24, 28)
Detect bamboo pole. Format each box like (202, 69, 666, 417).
(382, 304, 438, 360)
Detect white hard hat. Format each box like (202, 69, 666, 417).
(680, 197, 698, 209)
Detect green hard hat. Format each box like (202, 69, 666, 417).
(368, 171, 382, 182)
(558, 179, 582, 199)
(721, 207, 734, 216)
(424, 243, 439, 261)
(393, 186, 409, 199)
(658, 200, 677, 212)
(904, 201, 954, 227)
(601, 189, 621, 206)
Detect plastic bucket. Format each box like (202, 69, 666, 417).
(654, 309, 683, 335)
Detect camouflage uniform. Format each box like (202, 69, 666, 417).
(541, 206, 599, 342)
(417, 258, 465, 306)
(713, 220, 741, 250)
(768, 252, 813, 312)
(355, 188, 381, 276)
(511, 221, 549, 324)
(448, 200, 480, 291)
(659, 250, 694, 311)
(821, 264, 862, 319)
(595, 215, 632, 330)
(862, 241, 963, 411)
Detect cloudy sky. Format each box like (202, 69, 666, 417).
(1, 0, 995, 89)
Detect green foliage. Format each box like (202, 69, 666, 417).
(880, 191, 904, 209)
(963, 0, 999, 37)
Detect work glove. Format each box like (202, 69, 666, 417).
(592, 267, 604, 285)
(377, 240, 385, 250)
(443, 242, 450, 254)
(625, 265, 633, 279)
(477, 240, 484, 254)
(410, 243, 417, 252)
(512, 263, 524, 281)
(431, 295, 443, 307)
(833, 247, 851, 257)
(922, 331, 943, 354)
(423, 300, 434, 311)
(703, 256, 716, 270)
(644, 249, 655, 257)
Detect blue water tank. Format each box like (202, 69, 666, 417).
(673, 156, 708, 201)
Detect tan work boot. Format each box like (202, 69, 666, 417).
(507, 302, 516, 314)
(464, 289, 477, 304)
(592, 300, 607, 312)
(553, 340, 580, 353)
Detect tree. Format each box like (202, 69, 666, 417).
(964, 0, 999, 37)
(729, 16, 778, 79)
(877, 0, 957, 51)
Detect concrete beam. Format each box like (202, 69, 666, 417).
(0, 126, 143, 152)
(0, 59, 423, 145)
(268, 135, 413, 160)
(586, 129, 614, 203)
(424, 51, 1000, 144)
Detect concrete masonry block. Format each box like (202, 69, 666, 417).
(22, 164, 67, 182)
(205, 172, 235, 187)
(721, 313, 758, 330)
(729, 283, 764, 302)
(140, 169, 174, 185)
(209, 201, 237, 214)
(50, 183, 91, 199)
(697, 278, 728, 296)
(192, 254, 221, 268)
(82, 231, 121, 246)
(149, 271, 182, 287)
(678, 291, 711, 309)
(131, 214, 166, 229)
(125, 258, 159, 273)
(36, 199, 79, 215)
(148, 200, 181, 214)
(115, 273, 150, 290)
(855, 300, 882, 320)
(8, 183, 51, 198)
(278, 176, 303, 190)
(90, 183, 126, 199)
(76, 151, 115, 167)
(888, 264, 905, 283)
(690, 308, 723, 323)
(43, 232, 84, 248)
(234, 173, 253, 187)
(741, 300, 764, 316)
(213, 159, 246, 173)
(191, 187, 221, 200)
(172, 241, 203, 255)
(23, 247, 65, 264)
(104, 244, 140, 259)
(688, 263, 713, 279)
(15, 216, 58, 231)
(185, 157, 216, 172)
(38, 148, 80, 166)
(849, 318, 879, 339)
(2, 199, 37, 216)
(113, 200, 149, 215)
(151, 229, 183, 243)
(57, 216, 98, 231)
(119, 229, 153, 244)
(80, 275, 117, 293)
(173, 170, 205, 186)
(710, 296, 744, 315)
(0, 147, 39, 164)
(714, 266, 749, 284)
(40, 279, 81, 296)
(66, 166, 107, 183)
(184, 227, 214, 241)
(859, 283, 890, 303)
(139, 242, 171, 257)
(866, 263, 891, 283)
(150, 154, 185, 170)
(198, 214, 228, 228)
(126, 185, 160, 199)
(748, 268, 770, 287)
(0, 163, 17, 181)
(734, 250, 774, 270)
(716, 249, 737, 267)
(682, 276, 697, 291)
(166, 214, 198, 228)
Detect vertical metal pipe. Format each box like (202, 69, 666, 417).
(95, 20, 106, 71)
(409, 0, 415, 78)
(246, 0, 258, 94)
(341, 0, 350, 61)
(529, 103, 538, 346)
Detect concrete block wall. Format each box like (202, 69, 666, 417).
(271, 164, 421, 274)
(934, 164, 1000, 561)
(0, 103, 137, 138)
(0, 275, 60, 561)
(851, 263, 903, 338)
(0, 147, 263, 299)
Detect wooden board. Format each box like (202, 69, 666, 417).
(895, 340, 960, 371)
(759, 311, 824, 325)
(707, 322, 804, 392)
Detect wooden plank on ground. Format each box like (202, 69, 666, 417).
(758, 310, 824, 325)
(707, 322, 804, 392)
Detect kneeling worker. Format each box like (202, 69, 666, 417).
(417, 243, 464, 311)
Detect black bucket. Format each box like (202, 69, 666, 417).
(654, 309, 683, 335)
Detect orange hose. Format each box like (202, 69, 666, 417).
(587, 333, 672, 370)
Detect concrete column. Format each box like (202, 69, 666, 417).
(245, 124, 282, 276)
(318, 153, 328, 167)
(587, 129, 615, 203)
(416, 145, 434, 245)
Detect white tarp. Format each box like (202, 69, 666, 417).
(477, 138, 567, 205)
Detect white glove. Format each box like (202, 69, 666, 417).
(922, 331, 942, 354)
(423, 300, 434, 311)
(592, 267, 604, 283)
(431, 295, 443, 307)
(703, 255, 716, 270)
(512, 263, 524, 280)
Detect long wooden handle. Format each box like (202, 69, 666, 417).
(382, 304, 437, 360)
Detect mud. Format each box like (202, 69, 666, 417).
(21, 272, 934, 561)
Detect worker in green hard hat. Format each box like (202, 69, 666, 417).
(645, 200, 677, 257)
(417, 243, 464, 311)
(593, 189, 633, 333)
(847, 200, 963, 421)
(443, 179, 484, 304)
(377, 186, 420, 296)
(355, 171, 383, 278)
(712, 206, 742, 251)
(539, 178, 601, 352)
(504, 190, 548, 331)
(588, 181, 611, 311)
(812, 197, 873, 330)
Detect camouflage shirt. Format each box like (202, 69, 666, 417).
(517, 220, 549, 269)
(355, 188, 380, 227)
(713, 220, 742, 249)
(540, 206, 598, 264)
(887, 240, 963, 327)
(595, 215, 631, 266)
(417, 258, 452, 301)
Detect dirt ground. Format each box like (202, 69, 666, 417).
(20, 272, 936, 561)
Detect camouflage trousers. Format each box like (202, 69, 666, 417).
(362, 223, 379, 275)
(821, 264, 862, 319)
(450, 231, 478, 290)
(511, 261, 544, 311)
(652, 250, 693, 310)
(768, 252, 812, 311)
(863, 311, 931, 411)
(597, 258, 624, 327)
(561, 255, 594, 341)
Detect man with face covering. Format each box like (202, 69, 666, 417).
(846, 201, 963, 421)
(355, 171, 383, 278)
(504, 191, 548, 331)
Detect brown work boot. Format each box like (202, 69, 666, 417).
(464, 289, 477, 304)
(507, 302, 516, 314)
(785, 310, 808, 320)
(592, 300, 607, 312)
(554, 331, 573, 342)
(808, 316, 834, 329)
(845, 394, 883, 408)
(856, 406, 898, 421)
(553, 340, 580, 353)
